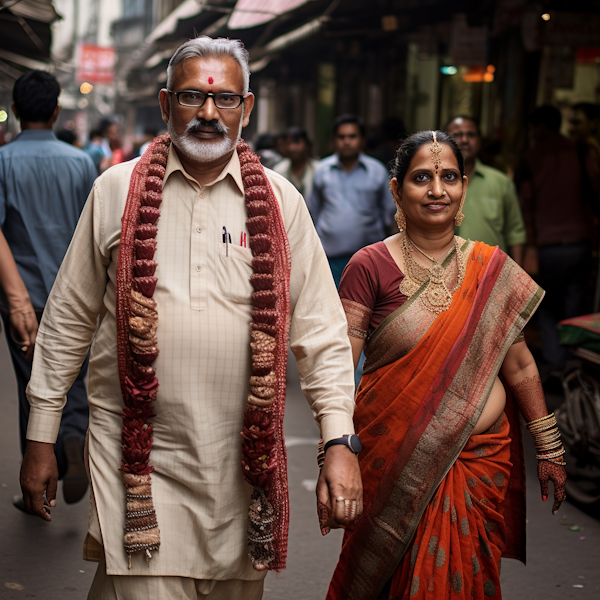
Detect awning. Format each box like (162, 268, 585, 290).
(146, 0, 207, 45)
(4, 0, 61, 24)
(228, 0, 311, 30)
(0, 47, 51, 70)
(0, 0, 60, 62)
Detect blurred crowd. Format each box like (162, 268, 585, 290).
(1, 77, 599, 384)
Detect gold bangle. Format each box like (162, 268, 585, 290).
(527, 413, 556, 427)
(535, 441, 563, 452)
(536, 448, 565, 460)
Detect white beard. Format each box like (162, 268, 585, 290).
(168, 111, 244, 163)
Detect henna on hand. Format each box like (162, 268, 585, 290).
(538, 459, 567, 514)
(508, 374, 547, 422)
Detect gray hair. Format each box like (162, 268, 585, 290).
(166, 36, 250, 94)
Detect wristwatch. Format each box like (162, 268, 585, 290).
(324, 434, 363, 455)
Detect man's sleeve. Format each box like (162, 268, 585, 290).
(26, 181, 110, 443)
(503, 178, 526, 247)
(282, 184, 355, 443)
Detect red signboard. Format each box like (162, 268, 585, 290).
(77, 44, 115, 84)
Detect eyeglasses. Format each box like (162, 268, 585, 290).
(168, 90, 245, 109)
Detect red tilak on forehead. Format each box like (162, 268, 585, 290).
(208, 77, 214, 84)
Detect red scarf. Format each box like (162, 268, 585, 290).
(116, 134, 291, 570)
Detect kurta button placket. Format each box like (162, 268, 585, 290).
(190, 185, 207, 311)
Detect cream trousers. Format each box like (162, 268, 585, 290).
(88, 556, 265, 600)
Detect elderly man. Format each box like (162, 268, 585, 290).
(21, 37, 361, 599)
(446, 116, 526, 266)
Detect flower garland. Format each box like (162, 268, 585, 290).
(115, 135, 291, 571)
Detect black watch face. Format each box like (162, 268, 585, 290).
(348, 435, 363, 453)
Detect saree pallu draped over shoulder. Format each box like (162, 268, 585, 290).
(327, 242, 544, 600)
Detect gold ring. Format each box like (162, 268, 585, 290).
(336, 496, 345, 502)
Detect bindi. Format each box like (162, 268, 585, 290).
(208, 77, 214, 85)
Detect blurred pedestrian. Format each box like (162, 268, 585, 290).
(56, 128, 77, 146)
(447, 116, 526, 265)
(307, 114, 396, 286)
(515, 105, 595, 375)
(99, 117, 124, 169)
(19, 37, 359, 598)
(369, 116, 406, 167)
(253, 132, 282, 168)
(0, 70, 96, 508)
(273, 126, 318, 199)
(568, 102, 600, 218)
(83, 129, 108, 174)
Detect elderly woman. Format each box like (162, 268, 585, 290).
(325, 131, 566, 599)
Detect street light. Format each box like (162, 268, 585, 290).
(0, 110, 7, 123)
(80, 82, 93, 94)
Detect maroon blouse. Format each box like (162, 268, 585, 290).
(338, 241, 408, 338)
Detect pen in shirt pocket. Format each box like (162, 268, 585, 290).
(240, 232, 247, 248)
(222, 226, 231, 256)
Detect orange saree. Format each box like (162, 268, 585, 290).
(327, 242, 543, 600)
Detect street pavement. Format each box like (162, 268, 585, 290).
(1, 335, 599, 599)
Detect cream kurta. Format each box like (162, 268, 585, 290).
(26, 147, 355, 579)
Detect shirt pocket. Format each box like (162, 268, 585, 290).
(217, 243, 254, 304)
(483, 197, 502, 224)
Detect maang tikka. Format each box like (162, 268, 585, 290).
(430, 131, 465, 226)
(430, 131, 442, 170)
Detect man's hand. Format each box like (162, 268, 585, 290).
(20, 440, 58, 521)
(9, 305, 38, 361)
(316, 445, 363, 535)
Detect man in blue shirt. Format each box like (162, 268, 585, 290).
(307, 114, 395, 285)
(0, 71, 96, 507)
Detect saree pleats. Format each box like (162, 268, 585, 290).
(388, 414, 511, 600)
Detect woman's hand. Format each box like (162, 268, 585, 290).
(538, 458, 567, 515)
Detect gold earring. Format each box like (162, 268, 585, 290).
(395, 205, 406, 230)
(455, 197, 465, 226)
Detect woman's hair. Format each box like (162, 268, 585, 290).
(390, 130, 464, 185)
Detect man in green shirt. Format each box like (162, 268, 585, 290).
(447, 116, 525, 266)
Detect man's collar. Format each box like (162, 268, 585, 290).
(164, 144, 244, 193)
(15, 129, 57, 141)
(473, 158, 485, 177)
(332, 152, 368, 170)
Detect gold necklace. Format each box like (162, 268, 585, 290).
(399, 232, 466, 314)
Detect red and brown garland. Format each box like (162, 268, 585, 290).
(116, 135, 291, 570)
